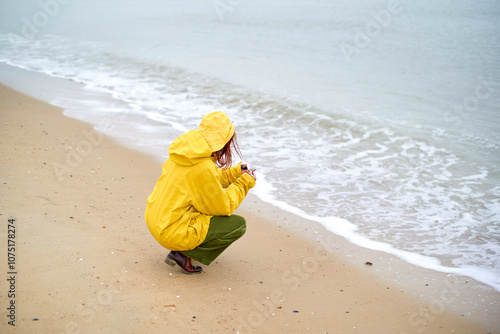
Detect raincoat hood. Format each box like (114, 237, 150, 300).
(168, 130, 213, 167)
(198, 111, 235, 152)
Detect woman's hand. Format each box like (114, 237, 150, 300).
(241, 163, 257, 180)
(245, 169, 257, 181)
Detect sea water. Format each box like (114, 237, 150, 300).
(1, 0, 499, 291)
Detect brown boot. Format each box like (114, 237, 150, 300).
(165, 251, 202, 274)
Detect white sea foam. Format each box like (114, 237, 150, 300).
(254, 172, 500, 292)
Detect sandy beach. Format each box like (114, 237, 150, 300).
(0, 82, 497, 333)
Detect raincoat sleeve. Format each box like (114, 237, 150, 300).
(195, 165, 255, 216)
(216, 162, 243, 188)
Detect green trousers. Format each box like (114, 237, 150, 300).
(182, 215, 246, 266)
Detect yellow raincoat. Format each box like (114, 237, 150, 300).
(145, 112, 255, 251)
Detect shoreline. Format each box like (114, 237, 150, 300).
(1, 61, 499, 295)
(0, 75, 498, 332)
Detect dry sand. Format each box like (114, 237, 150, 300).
(0, 83, 497, 333)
